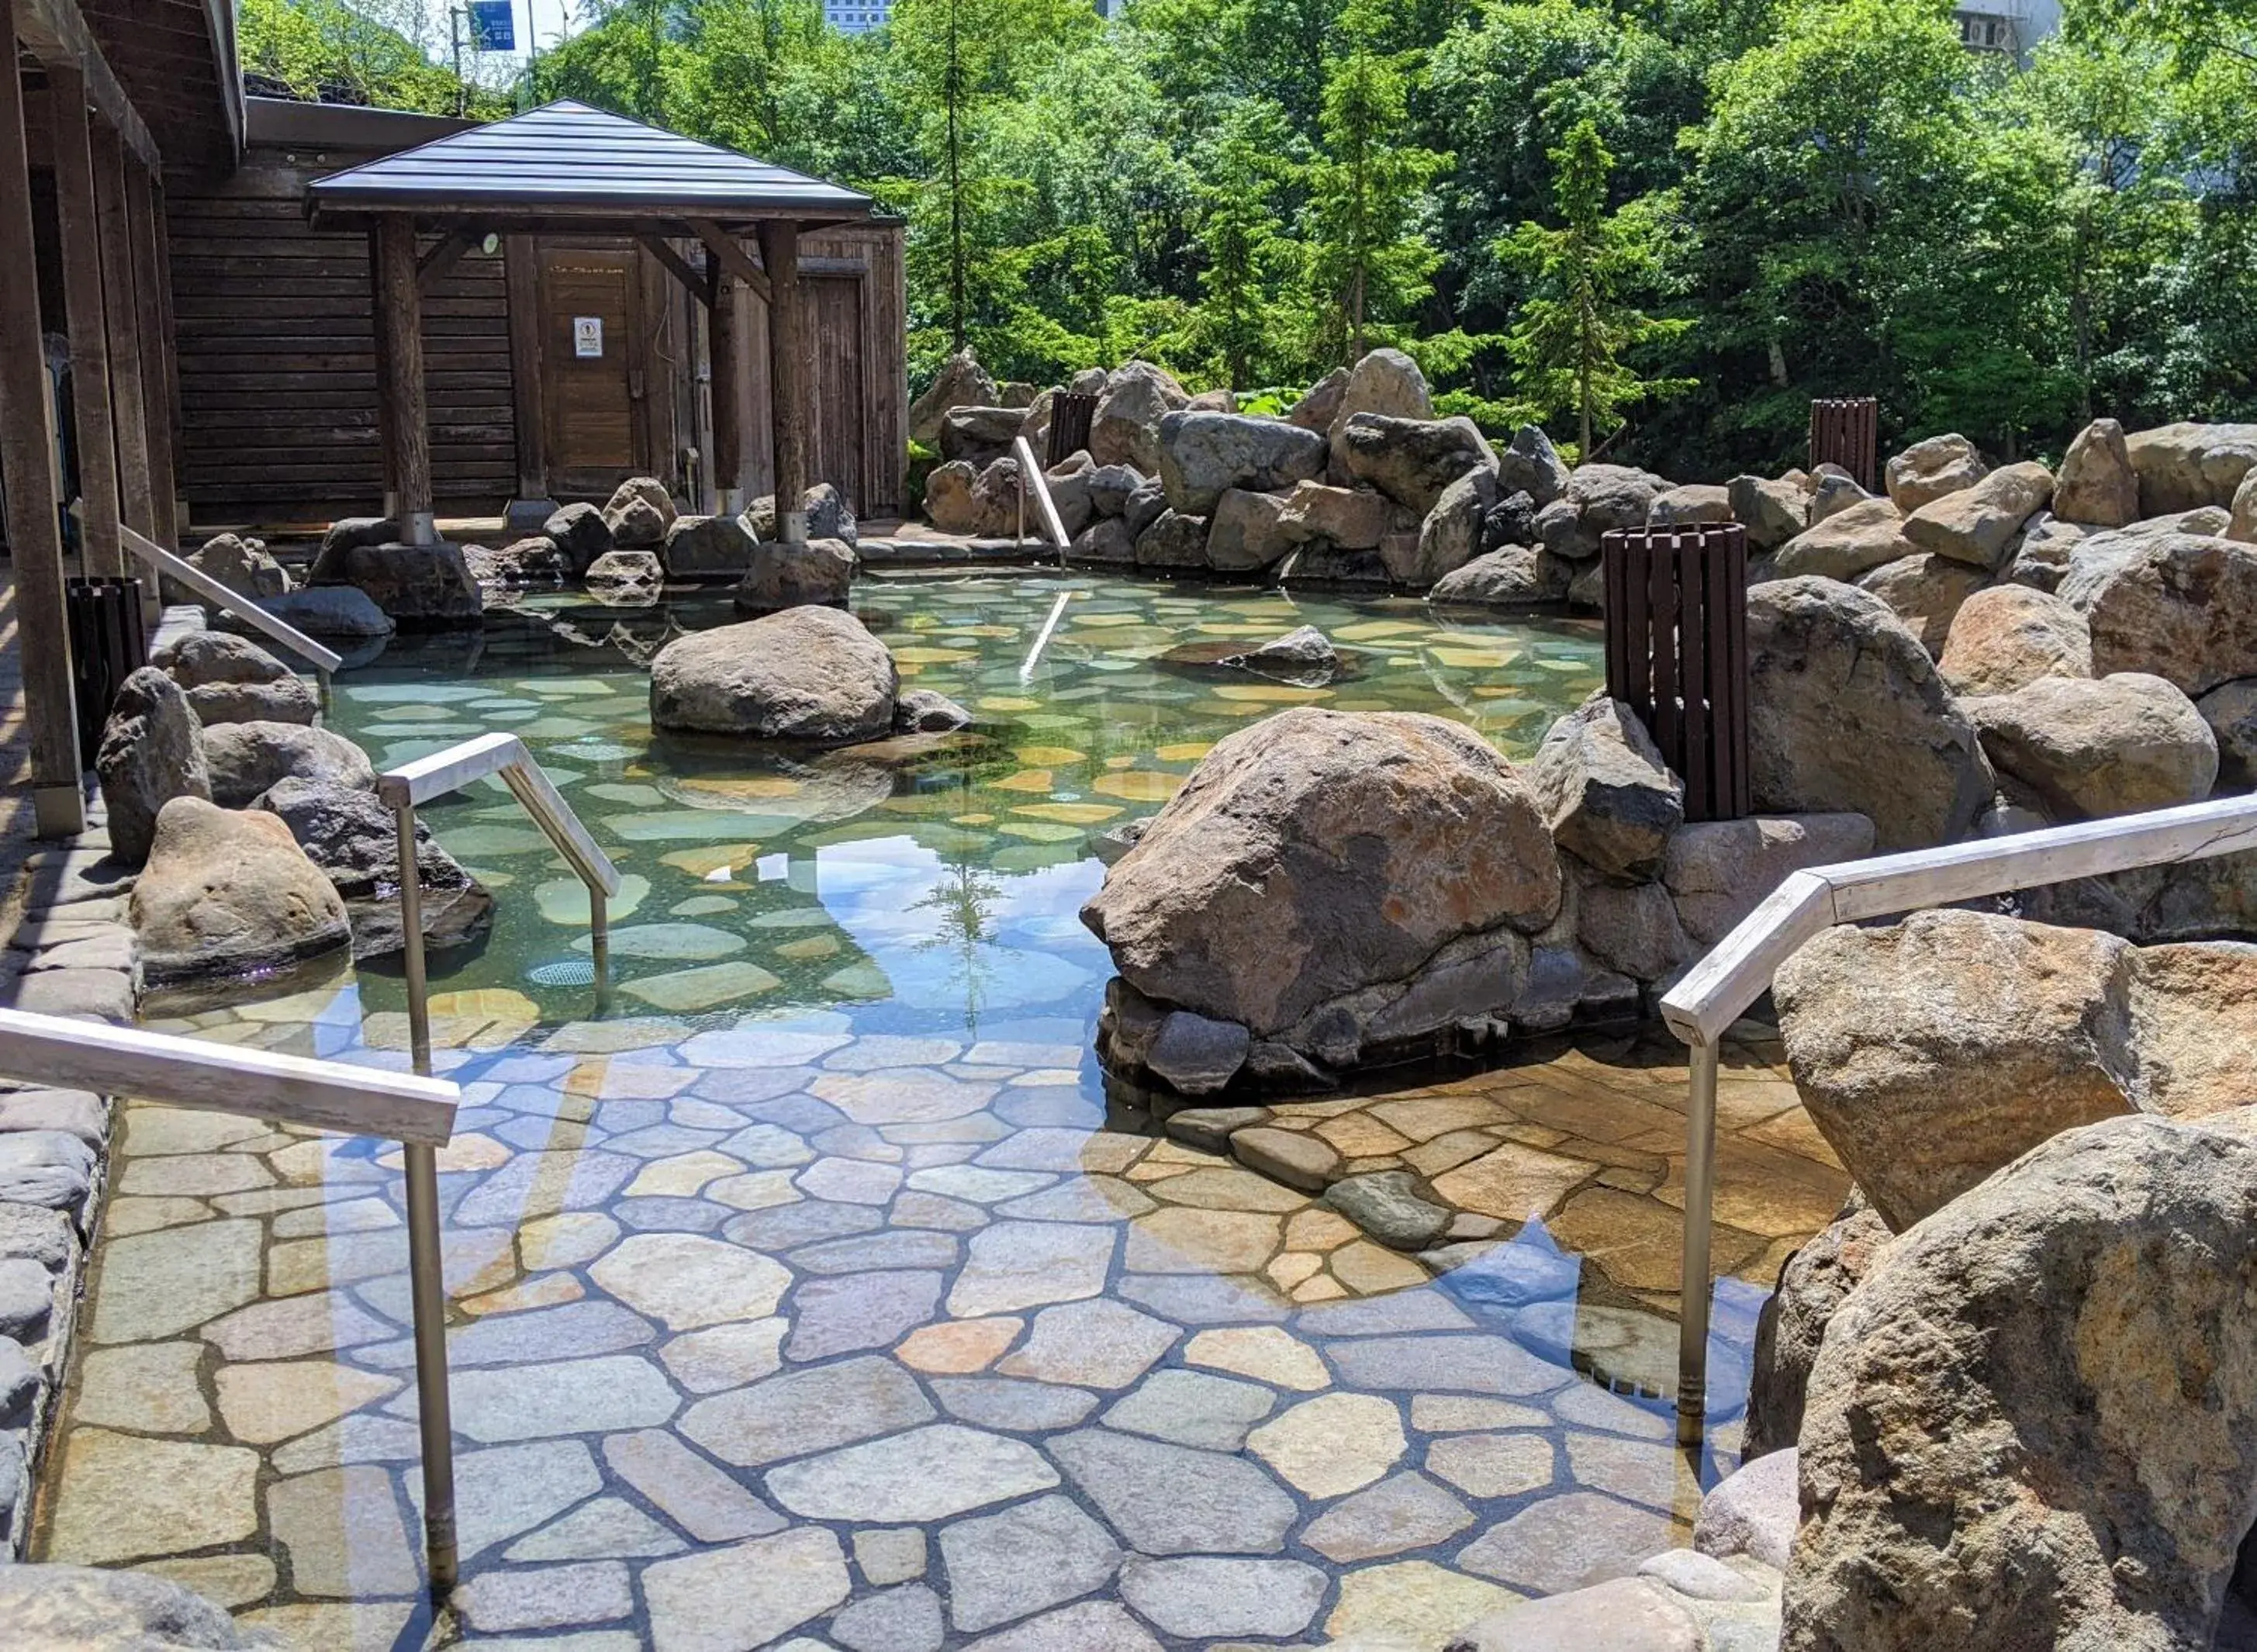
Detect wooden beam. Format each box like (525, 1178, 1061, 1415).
(89, 122, 153, 539)
(707, 251, 742, 512)
(757, 220, 807, 541)
(372, 217, 434, 544)
(14, 0, 161, 170)
(0, 5, 86, 837)
(687, 218, 770, 305)
(638, 233, 707, 306)
(123, 158, 176, 547)
(503, 234, 545, 503)
(150, 175, 184, 534)
(416, 227, 478, 295)
(47, 67, 121, 577)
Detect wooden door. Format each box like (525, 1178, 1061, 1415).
(807, 274, 864, 513)
(540, 247, 643, 496)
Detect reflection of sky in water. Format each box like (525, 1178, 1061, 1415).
(313, 576, 1607, 1049)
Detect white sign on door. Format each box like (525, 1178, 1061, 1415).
(573, 316, 604, 358)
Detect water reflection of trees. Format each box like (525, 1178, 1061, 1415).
(911, 852, 1005, 1035)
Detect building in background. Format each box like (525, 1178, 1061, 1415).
(823, 0, 890, 33)
(1955, 0, 2062, 60)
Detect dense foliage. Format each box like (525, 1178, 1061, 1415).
(240, 0, 2257, 472)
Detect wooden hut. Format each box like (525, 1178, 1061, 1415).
(171, 98, 907, 532)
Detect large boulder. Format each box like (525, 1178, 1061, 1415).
(2052, 416, 2140, 527)
(1090, 361, 1188, 473)
(202, 721, 375, 809)
(94, 668, 210, 866)
(1205, 489, 1294, 572)
(1081, 707, 1561, 1045)
(252, 776, 492, 956)
(662, 513, 759, 579)
(909, 347, 999, 447)
(311, 542, 482, 627)
(1662, 813, 1875, 947)
(1884, 432, 1987, 512)
(1066, 517, 1135, 566)
(183, 533, 288, 600)
(1428, 544, 1573, 607)
(1854, 554, 1992, 657)
(649, 604, 896, 742)
(1648, 483, 1733, 527)
(242, 587, 394, 641)
(1772, 497, 1914, 582)
(1568, 464, 1671, 533)
(1326, 348, 1433, 472)
(734, 537, 857, 613)
(2235, 469, 2257, 544)
(2004, 512, 2089, 593)
(1966, 672, 2217, 821)
(1396, 467, 1496, 587)
(1730, 474, 1810, 551)
(924, 459, 1003, 536)
(0, 1564, 275, 1649)
(2198, 678, 2257, 788)
(1156, 412, 1326, 515)
(2058, 529, 2257, 696)
(1746, 578, 1995, 850)
(544, 500, 612, 575)
(1782, 1116, 2257, 1652)
(1937, 584, 2093, 696)
(744, 482, 858, 547)
(583, 551, 662, 603)
(131, 797, 351, 987)
(1495, 425, 1570, 507)
(1902, 460, 2053, 569)
(1744, 1200, 1892, 1459)
(938, 404, 1028, 465)
(159, 631, 316, 727)
(2124, 420, 2257, 516)
(1336, 414, 1495, 517)
(1135, 509, 1210, 570)
(603, 477, 676, 548)
(1277, 482, 1392, 550)
(1528, 696, 1684, 883)
(464, 537, 567, 589)
(1807, 469, 1874, 525)
(1284, 365, 1349, 433)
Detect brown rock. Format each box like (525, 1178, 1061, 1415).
(1854, 553, 1992, 656)
(1231, 1126, 1342, 1194)
(1937, 584, 2093, 696)
(2058, 530, 2257, 696)
(1965, 672, 2217, 821)
(1744, 1198, 1892, 1459)
(2124, 420, 2257, 516)
(1772, 497, 1913, 582)
(2052, 416, 2140, 527)
(1902, 460, 2053, 569)
(132, 797, 351, 986)
(1884, 432, 1987, 512)
(1729, 475, 1809, 551)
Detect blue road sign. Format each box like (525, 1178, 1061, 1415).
(467, 0, 514, 51)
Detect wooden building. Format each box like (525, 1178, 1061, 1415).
(175, 98, 908, 530)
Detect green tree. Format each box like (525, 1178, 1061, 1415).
(1501, 119, 1692, 455)
(1188, 108, 1294, 388)
(1298, 0, 1448, 366)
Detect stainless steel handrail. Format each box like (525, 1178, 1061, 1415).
(0, 1007, 465, 1590)
(120, 524, 345, 676)
(376, 733, 624, 1074)
(1014, 434, 1072, 552)
(1658, 792, 2257, 1443)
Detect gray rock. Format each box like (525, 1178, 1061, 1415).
(1302, 1470, 1476, 1564)
(746, 482, 859, 548)
(1205, 488, 1294, 572)
(1278, 480, 1396, 550)
(940, 404, 1030, 465)
(1785, 1117, 2257, 1652)
(1449, 1577, 1699, 1652)
(1775, 497, 1914, 582)
(910, 347, 1000, 446)
(182, 532, 289, 600)
(1640, 1547, 1775, 1603)
(1066, 517, 1135, 567)
(603, 476, 676, 547)
(1047, 1429, 1297, 1554)
(0, 1336, 36, 1420)
(1338, 413, 1495, 517)
(1326, 348, 1434, 466)
(662, 513, 759, 579)
(2006, 511, 2088, 592)
(0, 1564, 271, 1648)
(1091, 361, 1188, 474)
(251, 777, 489, 956)
(1746, 577, 1994, 850)
(184, 676, 318, 727)
(202, 721, 375, 808)
(732, 537, 856, 613)
(1730, 474, 1810, 551)
(2124, 420, 2257, 515)
(1662, 813, 1875, 948)
(1323, 1170, 1451, 1250)
(1223, 625, 1337, 682)
(2198, 677, 2257, 787)
(0, 1090, 105, 1148)
(1230, 1125, 1341, 1194)
(1885, 431, 1988, 511)
(1695, 1446, 1800, 1571)
(1568, 463, 1671, 532)
(1122, 477, 1170, 539)
(0, 1253, 52, 1339)
(649, 605, 896, 742)
(95, 667, 210, 866)
(1286, 365, 1350, 432)
(1133, 510, 1209, 570)
(1965, 671, 2217, 820)
(157, 631, 290, 689)
(0, 1204, 74, 1272)
(2053, 416, 2140, 527)
(1854, 551, 1994, 657)
(241, 586, 396, 639)
(1398, 465, 1498, 587)
(1484, 489, 1540, 554)
(1428, 544, 1573, 607)
(1099, 1370, 1276, 1450)
(130, 797, 353, 988)
(893, 689, 973, 734)
(2059, 528, 2257, 696)
(463, 537, 567, 587)
(1745, 1201, 1891, 1459)
(1806, 468, 1872, 524)
(1084, 465, 1144, 518)
(583, 551, 664, 601)
(1156, 411, 1326, 515)
(1903, 460, 2054, 569)
(938, 1492, 1122, 1632)
(311, 541, 482, 626)
(831, 1585, 943, 1652)
(1145, 1011, 1250, 1095)
(1495, 425, 1570, 507)
(1160, 1105, 1268, 1153)
(544, 500, 613, 574)
(0, 1132, 94, 1215)
(1529, 696, 1684, 883)
(1118, 1555, 1326, 1639)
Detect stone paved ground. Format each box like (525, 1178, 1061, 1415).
(33, 973, 1841, 1650)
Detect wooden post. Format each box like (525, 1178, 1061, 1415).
(706, 249, 742, 517)
(47, 69, 121, 577)
(503, 234, 547, 505)
(372, 217, 435, 546)
(0, 20, 86, 837)
(90, 121, 153, 539)
(123, 159, 175, 548)
(757, 219, 807, 542)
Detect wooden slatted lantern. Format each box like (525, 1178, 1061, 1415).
(1045, 391, 1098, 468)
(1809, 396, 1879, 492)
(1601, 523, 1752, 823)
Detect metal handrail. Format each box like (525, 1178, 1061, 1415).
(1014, 434, 1071, 552)
(1659, 792, 2257, 1443)
(120, 524, 344, 676)
(0, 1007, 466, 1591)
(377, 733, 623, 1076)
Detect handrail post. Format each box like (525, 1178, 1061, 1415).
(389, 794, 455, 1595)
(1677, 1038, 1721, 1446)
(589, 883, 610, 1003)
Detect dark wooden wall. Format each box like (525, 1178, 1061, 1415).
(168, 151, 515, 524)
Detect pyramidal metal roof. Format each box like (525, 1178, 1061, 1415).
(307, 100, 873, 224)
